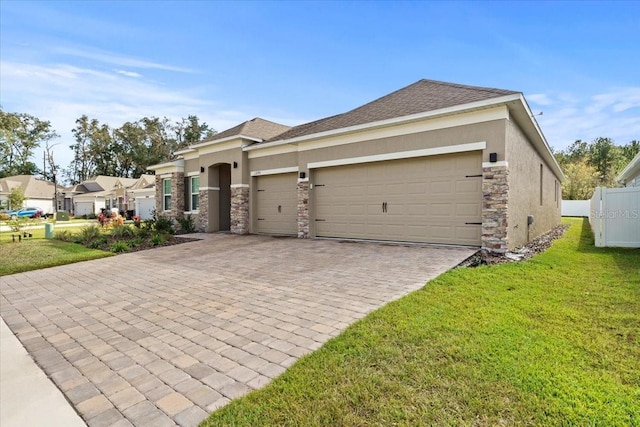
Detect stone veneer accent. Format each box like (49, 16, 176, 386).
(230, 185, 249, 234)
(155, 173, 184, 228)
(482, 165, 509, 254)
(297, 179, 310, 238)
(197, 189, 208, 232)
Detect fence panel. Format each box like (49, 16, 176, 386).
(590, 187, 640, 247)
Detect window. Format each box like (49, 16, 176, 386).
(190, 176, 200, 211)
(163, 178, 171, 211)
(539, 164, 543, 206)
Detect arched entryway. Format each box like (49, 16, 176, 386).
(206, 163, 231, 232)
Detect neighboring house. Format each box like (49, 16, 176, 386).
(616, 151, 640, 187)
(64, 175, 155, 217)
(149, 79, 564, 253)
(0, 175, 60, 213)
(589, 152, 640, 248)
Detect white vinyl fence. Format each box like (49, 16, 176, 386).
(589, 187, 640, 247)
(562, 200, 590, 217)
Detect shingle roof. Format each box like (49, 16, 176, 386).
(267, 79, 519, 142)
(0, 175, 57, 198)
(198, 117, 291, 144)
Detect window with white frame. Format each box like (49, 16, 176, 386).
(190, 176, 199, 211)
(163, 178, 171, 211)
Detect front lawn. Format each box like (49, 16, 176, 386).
(0, 239, 112, 276)
(202, 218, 639, 426)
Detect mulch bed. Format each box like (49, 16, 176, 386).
(460, 224, 570, 267)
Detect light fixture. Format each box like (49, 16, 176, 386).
(489, 153, 497, 163)
(200, 166, 205, 173)
(299, 172, 306, 179)
(233, 162, 238, 169)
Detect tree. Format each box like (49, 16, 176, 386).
(562, 160, 599, 200)
(0, 109, 58, 178)
(68, 115, 100, 184)
(174, 115, 216, 149)
(621, 140, 640, 162)
(587, 137, 625, 187)
(8, 187, 25, 210)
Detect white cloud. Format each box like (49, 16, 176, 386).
(115, 70, 142, 78)
(53, 46, 194, 73)
(532, 87, 640, 150)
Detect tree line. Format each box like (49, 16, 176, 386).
(1, 108, 638, 198)
(554, 138, 639, 200)
(0, 108, 215, 184)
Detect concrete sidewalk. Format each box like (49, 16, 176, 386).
(1, 317, 86, 427)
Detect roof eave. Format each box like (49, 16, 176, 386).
(189, 134, 262, 150)
(616, 151, 640, 184)
(244, 94, 523, 152)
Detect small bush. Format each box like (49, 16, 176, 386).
(111, 224, 135, 239)
(0, 213, 9, 221)
(88, 237, 107, 249)
(176, 215, 196, 233)
(153, 215, 174, 235)
(77, 225, 103, 244)
(151, 233, 165, 246)
(135, 226, 151, 239)
(128, 237, 144, 248)
(87, 213, 97, 219)
(109, 241, 129, 253)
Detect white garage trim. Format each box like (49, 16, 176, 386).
(251, 166, 299, 176)
(201, 187, 220, 191)
(230, 184, 250, 188)
(482, 161, 509, 168)
(308, 141, 486, 169)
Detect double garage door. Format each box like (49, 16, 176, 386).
(255, 151, 482, 246)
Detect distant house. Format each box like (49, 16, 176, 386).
(616, 151, 640, 187)
(64, 175, 155, 218)
(0, 175, 60, 213)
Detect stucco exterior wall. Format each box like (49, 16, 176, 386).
(505, 119, 561, 249)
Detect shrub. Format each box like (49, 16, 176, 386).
(176, 214, 196, 233)
(87, 213, 97, 219)
(128, 237, 144, 248)
(111, 224, 135, 239)
(88, 236, 107, 249)
(77, 225, 103, 244)
(151, 233, 165, 246)
(135, 226, 151, 239)
(153, 214, 174, 235)
(0, 213, 9, 221)
(109, 241, 129, 253)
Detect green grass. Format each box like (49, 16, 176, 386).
(202, 218, 640, 427)
(0, 237, 112, 276)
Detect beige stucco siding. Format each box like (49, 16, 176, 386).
(505, 119, 561, 249)
(296, 120, 506, 173)
(198, 147, 247, 186)
(247, 152, 299, 173)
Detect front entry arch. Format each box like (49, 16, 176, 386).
(206, 163, 231, 232)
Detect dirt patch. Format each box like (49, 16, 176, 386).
(460, 224, 570, 267)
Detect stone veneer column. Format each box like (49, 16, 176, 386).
(197, 189, 208, 232)
(230, 185, 249, 234)
(171, 172, 185, 226)
(297, 178, 310, 238)
(154, 175, 162, 216)
(482, 164, 509, 254)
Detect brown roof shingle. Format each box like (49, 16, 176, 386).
(266, 79, 519, 142)
(198, 117, 291, 144)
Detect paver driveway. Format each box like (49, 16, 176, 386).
(0, 234, 476, 426)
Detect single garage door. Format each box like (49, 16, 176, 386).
(136, 197, 156, 220)
(313, 151, 482, 246)
(255, 173, 298, 236)
(75, 201, 94, 217)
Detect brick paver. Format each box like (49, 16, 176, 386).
(0, 234, 476, 426)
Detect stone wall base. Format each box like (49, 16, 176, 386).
(297, 179, 309, 238)
(231, 186, 249, 234)
(197, 190, 208, 232)
(482, 165, 509, 253)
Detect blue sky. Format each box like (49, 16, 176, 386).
(1, 0, 639, 170)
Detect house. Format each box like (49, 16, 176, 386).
(0, 175, 60, 213)
(149, 79, 564, 253)
(589, 152, 640, 247)
(65, 175, 155, 217)
(616, 151, 640, 187)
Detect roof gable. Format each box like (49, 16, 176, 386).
(0, 175, 56, 198)
(268, 79, 518, 142)
(198, 117, 291, 144)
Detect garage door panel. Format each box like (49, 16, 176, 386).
(314, 151, 482, 245)
(256, 173, 297, 235)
